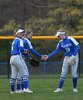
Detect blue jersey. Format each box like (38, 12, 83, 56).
(23, 37, 41, 58)
(48, 36, 80, 58)
(11, 37, 24, 55)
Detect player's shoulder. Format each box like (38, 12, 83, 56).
(14, 37, 20, 41)
(23, 37, 26, 41)
(23, 38, 27, 43)
(15, 37, 23, 44)
(67, 36, 79, 44)
(67, 36, 74, 40)
(58, 39, 63, 43)
(67, 36, 76, 41)
(24, 38, 31, 44)
(24, 37, 30, 42)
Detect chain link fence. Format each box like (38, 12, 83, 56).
(0, 39, 83, 79)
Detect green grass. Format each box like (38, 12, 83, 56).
(0, 78, 83, 100)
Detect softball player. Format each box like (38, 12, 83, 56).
(22, 29, 45, 93)
(10, 29, 33, 94)
(23, 29, 43, 59)
(44, 29, 80, 92)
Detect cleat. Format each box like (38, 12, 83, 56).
(20, 89, 24, 93)
(11, 91, 15, 94)
(73, 89, 78, 92)
(54, 88, 62, 93)
(23, 88, 33, 93)
(15, 89, 24, 93)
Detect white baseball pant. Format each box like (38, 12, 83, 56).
(10, 55, 29, 79)
(61, 53, 79, 78)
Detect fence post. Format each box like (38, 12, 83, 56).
(78, 39, 81, 78)
(7, 40, 10, 78)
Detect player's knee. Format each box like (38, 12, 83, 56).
(23, 75, 28, 81)
(10, 78, 16, 85)
(11, 74, 17, 79)
(16, 78, 22, 84)
(25, 71, 29, 77)
(61, 72, 67, 78)
(72, 73, 77, 78)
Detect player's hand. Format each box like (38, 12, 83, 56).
(68, 55, 76, 66)
(24, 49, 30, 54)
(41, 55, 45, 61)
(41, 55, 48, 61)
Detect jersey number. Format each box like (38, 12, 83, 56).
(66, 48, 70, 52)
